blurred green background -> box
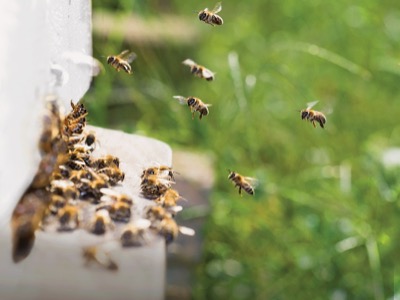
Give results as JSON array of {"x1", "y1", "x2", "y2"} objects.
[{"x1": 88, "y1": 1, "x2": 400, "y2": 299}]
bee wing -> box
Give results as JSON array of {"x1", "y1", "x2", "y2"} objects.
[
  {"x1": 306, "y1": 100, "x2": 319, "y2": 110},
  {"x1": 201, "y1": 67, "x2": 215, "y2": 79},
  {"x1": 173, "y1": 95, "x2": 187, "y2": 105},
  {"x1": 169, "y1": 206, "x2": 183, "y2": 213},
  {"x1": 117, "y1": 49, "x2": 130, "y2": 57},
  {"x1": 182, "y1": 59, "x2": 196, "y2": 67},
  {"x1": 211, "y1": 2, "x2": 222, "y2": 13},
  {"x1": 179, "y1": 226, "x2": 195, "y2": 236},
  {"x1": 134, "y1": 218, "x2": 151, "y2": 229},
  {"x1": 100, "y1": 188, "x2": 119, "y2": 197},
  {"x1": 122, "y1": 52, "x2": 137, "y2": 63},
  {"x1": 244, "y1": 177, "x2": 259, "y2": 187}
]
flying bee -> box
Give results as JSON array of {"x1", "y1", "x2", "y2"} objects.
[
  {"x1": 83, "y1": 245, "x2": 118, "y2": 271},
  {"x1": 228, "y1": 170, "x2": 258, "y2": 196},
  {"x1": 156, "y1": 216, "x2": 195, "y2": 244},
  {"x1": 173, "y1": 95, "x2": 212, "y2": 120},
  {"x1": 182, "y1": 59, "x2": 215, "y2": 81},
  {"x1": 300, "y1": 101, "x2": 327, "y2": 128},
  {"x1": 197, "y1": 2, "x2": 224, "y2": 26},
  {"x1": 57, "y1": 204, "x2": 81, "y2": 231},
  {"x1": 120, "y1": 219, "x2": 151, "y2": 247},
  {"x1": 89, "y1": 209, "x2": 113, "y2": 235},
  {"x1": 141, "y1": 175, "x2": 173, "y2": 198},
  {"x1": 107, "y1": 50, "x2": 137, "y2": 74}
]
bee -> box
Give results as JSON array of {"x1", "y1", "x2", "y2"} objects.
[
  {"x1": 145, "y1": 206, "x2": 169, "y2": 224},
  {"x1": 228, "y1": 170, "x2": 258, "y2": 195},
  {"x1": 57, "y1": 204, "x2": 81, "y2": 231},
  {"x1": 48, "y1": 194, "x2": 68, "y2": 215},
  {"x1": 91, "y1": 155, "x2": 120, "y2": 170},
  {"x1": 182, "y1": 59, "x2": 215, "y2": 81},
  {"x1": 156, "y1": 216, "x2": 195, "y2": 244},
  {"x1": 107, "y1": 50, "x2": 137, "y2": 74},
  {"x1": 11, "y1": 189, "x2": 51, "y2": 262},
  {"x1": 155, "y1": 188, "x2": 182, "y2": 208},
  {"x1": 197, "y1": 2, "x2": 224, "y2": 26},
  {"x1": 120, "y1": 219, "x2": 151, "y2": 247},
  {"x1": 79, "y1": 177, "x2": 109, "y2": 202},
  {"x1": 141, "y1": 175, "x2": 173, "y2": 198},
  {"x1": 50, "y1": 179, "x2": 78, "y2": 200},
  {"x1": 173, "y1": 95, "x2": 212, "y2": 120},
  {"x1": 141, "y1": 165, "x2": 177, "y2": 181},
  {"x1": 89, "y1": 209, "x2": 113, "y2": 235},
  {"x1": 99, "y1": 189, "x2": 133, "y2": 223},
  {"x1": 97, "y1": 166, "x2": 125, "y2": 185},
  {"x1": 83, "y1": 245, "x2": 118, "y2": 271},
  {"x1": 300, "y1": 101, "x2": 327, "y2": 128}
]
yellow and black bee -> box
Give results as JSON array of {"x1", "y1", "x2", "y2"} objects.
[
  {"x1": 228, "y1": 170, "x2": 258, "y2": 195},
  {"x1": 173, "y1": 95, "x2": 212, "y2": 120},
  {"x1": 107, "y1": 50, "x2": 137, "y2": 74},
  {"x1": 198, "y1": 2, "x2": 224, "y2": 26},
  {"x1": 182, "y1": 59, "x2": 215, "y2": 81}
]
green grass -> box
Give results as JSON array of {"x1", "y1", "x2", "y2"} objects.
[{"x1": 88, "y1": 0, "x2": 400, "y2": 298}]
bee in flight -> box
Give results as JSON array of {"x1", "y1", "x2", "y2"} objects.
[
  {"x1": 300, "y1": 101, "x2": 327, "y2": 128},
  {"x1": 228, "y1": 170, "x2": 258, "y2": 196},
  {"x1": 173, "y1": 95, "x2": 212, "y2": 120},
  {"x1": 197, "y1": 2, "x2": 224, "y2": 26},
  {"x1": 107, "y1": 50, "x2": 137, "y2": 74},
  {"x1": 182, "y1": 59, "x2": 215, "y2": 81}
]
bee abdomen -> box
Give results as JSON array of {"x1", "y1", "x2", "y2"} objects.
[
  {"x1": 212, "y1": 15, "x2": 223, "y2": 25},
  {"x1": 92, "y1": 219, "x2": 106, "y2": 235}
]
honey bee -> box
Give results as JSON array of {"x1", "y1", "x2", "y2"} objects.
[
  {"x1": 50, "y1": 179, "x2": 78, "y2": 200},
  {"x1": 97, "y1": 166, "x2": 125, "y2": 185},
  {"x1": 155, "y1": 188, "x2": 182, "y2": 208},
  {"x1": 91, "y1": 155, "x2": 120, "y2": 170},
  {"x1": 228, "y1": 170, "x2": 258, "y2": 195},
  {"x1": 197, "y1": 2, "x2": 224, "y2": 26},
  {"x1": 182, "y1": 59, "x2": 215, "y2": 81},
  {"x1": 141, "y1": 174, "x2": 173, "y2": 198},
  {"x1": 145, "y1": 205, "x2": 169, "y2": 224},
  {"x1": 83, "y1": 245, "x2": 118, "y2": 271},
  {"x1": 156, "y1": 216, "x2": 195, "y2": 244},
  {"x1": 63, "y1": 101, "x2": 88, "y2": 136},
  {"x1": 120, "y1": 219, "x2": 151, "y2": 247},
  {"x1": 98, "y1": 189, "x2": 133, "y2": 223},
  {"x1": 57, "y1": 204, "x2": 81, "y2": 231},
  {"x1": 141, "y1": 165, "x2": 177, "y2": 181},
  {"x1": 48, "y1": 194, "x2": 68, "y2": 215},
  {"x1": 79, "y1": 177, "x2": 109, "y2": 202},
  {"x1": 173, "y1": 95, "x2": 212, "y2": 120},
  {"x1": 300, "y1": 101, "x2": 327, "y2": 128},
  {"x1": 11, "y1": 189, "x2": 51, "y2": 262},
  {"x1": 107, "y1": 50, "x2": 137, "y2": 74},
  {"x1": 89, "y1": 209, "x2": 113, "y2": 235}
]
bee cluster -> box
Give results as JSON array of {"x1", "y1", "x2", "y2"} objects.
[
  {"x1": 140, "y1": 166, "x2": 194, "y2": 244},
  {"x1": 11, "y1": 99, "x2": 194, "y2": 271}
]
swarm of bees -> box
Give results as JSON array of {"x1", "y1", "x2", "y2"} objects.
[{"x1": 12, "y1": 1, "x2": 333, "y2": 272}]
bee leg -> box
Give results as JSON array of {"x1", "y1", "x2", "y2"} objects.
[
  {"x1": 312, "y1": 121, "x2": 316, "y2": 128},
  {"x1": 319, "y1": 120, "x2": 324, "y2": 128},
  {"x1": 191, "y1": 112, "x2": 195, "y2": 119}
]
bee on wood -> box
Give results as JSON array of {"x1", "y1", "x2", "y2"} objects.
[
  {"x1": 198, "y1": 2, "x2": 224, "y2": 26},
  {"x1": 57, "y1": 204, "x2": 81, "y2": 231},
  {"x1": 83, "y1": 245, "x2": 118, "y2": 271},
  {"x1": 97, "y1": 166, "x2": 125, "y2": 185},
  {"x1": 98, "y1": 188, "x2": 134, "y2": 223},
  {"x1": 156, "y1": 216, "x2": 195, "y2": 244},
  {"x1": 90, "y1": 155, "x2": 120, "y2": 170},
  {"x1": 182, "y1": 59, "x2": 215, "y2": 81},
  {"x1": 228, "y1": 170, "x2": 258, "y2": 196},
  {"x1": 155, "y1": 188, "x2": 183, "y2": 208},
  {"x1": 141, "y1": 165, "x2": 177, "y2": 182},
  {"x1": 89, "y1": 209, "x2": 113, "y2": 235},
  {"x1": 173, "y1": 95, "x2": 212, "y2": 120},
  {"x1": 141, "y1": 175, "x2": 173, "y2": 199},
  {"x1": 300, "y1": 101, "x2": 327, "y2": 128},
  {"x1": 107, "y1": 50, "x2": 137, "y2": 74},
  {"x1": 120, "y1": 219, "x2": 151, "y2": 247},
  {"x1": 50, "y1": 179, "x2": 78, "y2": 200}
]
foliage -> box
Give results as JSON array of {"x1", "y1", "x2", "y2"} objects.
[{"x1": 89, "y1": 0, "x2": 400, "y2": 298}]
